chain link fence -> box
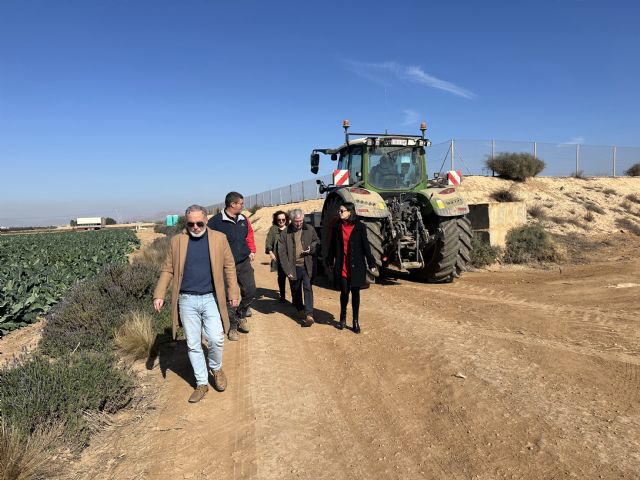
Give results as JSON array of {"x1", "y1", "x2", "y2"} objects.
[{"x1": 207, "y1": 139, "x2": 639, "y2": 212}]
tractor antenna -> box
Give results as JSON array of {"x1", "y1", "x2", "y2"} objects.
[{"x1": 343, "y1": 119, "x2": 350, "y2": 145}]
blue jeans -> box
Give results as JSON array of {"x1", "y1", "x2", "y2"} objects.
[
  {"x1": 178, "y1": 293, "x2": 224, "y2": 386},
  {"x1": 290, "y1": 266, "x2": 313, "y2": 315}
]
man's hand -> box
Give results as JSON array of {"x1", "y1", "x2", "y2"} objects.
[
  {"x1": 229, "y1": 298, "x2": 239, "y2": 308},
  {"x1": 153, "y1": 298, "x2": 164, "y2": 312},
  {"x1": 287, "y1": 273, "x2": 294, "y2": 279},
  {"x1": 369, "y1": 266, "x2": 379, "y2": 277},
  {"x1": 302, "y1": 247, "x2": 311, "y2": 255},
  {"x1": 249, "y1": 252, "x2": 256, "y2": 261}
]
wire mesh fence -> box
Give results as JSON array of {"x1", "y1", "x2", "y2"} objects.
[{"x1": 207, "y1": 139, "x2": 639, "y2": 212}]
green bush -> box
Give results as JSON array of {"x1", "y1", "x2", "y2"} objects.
[
  {"x1": 486, "y1": 152, "x2": 545, "y2": 181},
  {"x1": 40, "y1": 262, "x2": 160, "y2": 356},
  {"x1": 0, "y1": 352, "x2": 133, "y2": 447},
  {"x1": 503, "y1": 224, "x2": 557, "y2": 264},
  {"x1": 470, "y1": 236, "x2": 501, "y2": 268},
  {"x1": 624, "y1": 162, "x2": 640, "y2": 176}
]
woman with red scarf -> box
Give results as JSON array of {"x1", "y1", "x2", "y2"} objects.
[{"x1": 327, "y1": 202, "x2": 378, "y2": 333}]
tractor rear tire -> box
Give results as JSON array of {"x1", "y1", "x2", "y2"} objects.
[
  {"x1": 360, "y1": 217, "x2": 384, "y2": 284},
  {"x1": 415, "y1": 216, "x2": 471, "y2": 283}
]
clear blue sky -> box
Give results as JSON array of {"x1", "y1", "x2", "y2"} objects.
[{"x1": 1, "y1": 0, "x2": 638, "y2": 226}]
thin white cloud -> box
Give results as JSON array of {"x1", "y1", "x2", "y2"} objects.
[
  {"x1": 401, "y1": 109, "x2": 421, "y2": 126},
  {"x1": 344, "y1": 60, "x2": 476, "y2": 99},
  {"x1": 560, "y1": 136, "x2": 585, "y2": 145}
]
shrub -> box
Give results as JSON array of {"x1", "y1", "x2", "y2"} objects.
[
  {"x1": 470, "y1": 236, "x2": 501, "y2": 268},
  {"x1": 115, "y1": 310, "x2": 156, "y2": 360},
  {"x1": 249, "y1": 204, "x2": 262, "y2": 215},
  {"x1": 527, "y1": 204, "x2": 546, "y2": 220},
  {"x1": 624, "y1": 162, "x2": 640, "y2": 176},
  {"x1": 572, "y1": 170, "x2": 587, "y2": 179},
  {"x1": 486, "y1": 152, "x2": 545, "y2": 181},
  {"x1": 584, "y1": 211, "x2": 595, "y2": 222},
  {"x1": 585, "y1": 203, "x2": 605, "y2": 214},
  {"x1": 603, "y1": 188, "x2": 617, "y2": 195},
  {"x1": 0, "y1": 419, "x2": 64, "y2": 480},
  {"x1": 490, "y1": 189, "x2": 520, "y2": 202},
  {"x1": 625, "y1": 193, "x2": 640, "y2": 204},
  {"x1": 40, "y1": 262, "x2": 160, "y2": 356},
  {"x1": 135, "y1": 236, "x2": 171, "y2": 267},
  {"x1": 615, "y1": 218, "x2": 640, "y2": 235},
  {"x1": 0, "y1": 352, "x2": 133, "y2": 447},
  {"x1": 503, "y1": 224, "x2": 557, "y2": 264}
]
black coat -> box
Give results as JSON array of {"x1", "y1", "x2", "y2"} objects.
[{"x1": 327, "y1": 219, "x2": 376, "y2": 289}]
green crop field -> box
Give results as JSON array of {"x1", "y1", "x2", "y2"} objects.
[{"x1": 0, "y1": 229, "x2": 140, "y2": 334}]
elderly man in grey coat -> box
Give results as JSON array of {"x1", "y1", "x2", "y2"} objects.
[{"x1": 277, "y1": 209, "x2": 319, "y2": 327}]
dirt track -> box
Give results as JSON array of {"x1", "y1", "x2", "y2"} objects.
[{"x1": 68, "y1": 230, "x2": 640, "y2": 479}]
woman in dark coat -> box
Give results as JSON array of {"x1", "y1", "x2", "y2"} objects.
[
  {"x1": 327, "y1": 202, "x2": 378, "y2": 333},
  {"x1": 265, "y1": 210, "x2": 289, "y2": 302}
]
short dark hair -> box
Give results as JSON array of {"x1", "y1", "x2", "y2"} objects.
[
  {"x1": 341, "y1": 202, "x2": 357, "y2": 222},
  {"x1": 225, "y1": 191, "x2": 243, "y2": 207},
  {"x1": 272, "y1": 210, "x2": 289, "y2": 226}
]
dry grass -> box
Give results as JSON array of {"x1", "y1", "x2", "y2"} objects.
[
  {"x1": 114, "y1": 310, "x2": 156, "y2": 360},
  {"x1": 603, "y1": 188, "x2": 617, "y2": 195},
  {"x1": 584, "y1": 211, "x2": 595, "y2": 222},
  {"x1": 490, "y1": 188, "x2": 520, "y2": 202},
  {"x1": 136, "y1": 237, "x2": 170, "y2": 267},
  {"x1": 527, "y1": 204, "x2": 546, "y2": 220},
  {"x1": 0, "y1": 420, "x2": 64, "y2": 480},
  {"x1": 585, "y1": 202, "x2": 605, "y2": 214},
  {"x1": 625, "y1": 193, "x2": 640, "y2": 205},
  {"x1": 616, "y1": 218, "x2": 640, "y2": 236}
]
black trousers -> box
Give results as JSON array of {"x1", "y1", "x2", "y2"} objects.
[
  {"x1": 290, "y1": 266, "x2": 313, "y2": 315},
  {"x1": 277, "y1": 261, "x2": 287, "y2": 300},
  {"x1": 339, "y1": 277, "x2": 360, "y2": 320},
  {"x1": 228, "y1": 256, "x2": 256, "y2": 330}
]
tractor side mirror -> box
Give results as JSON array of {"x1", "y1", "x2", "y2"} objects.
[
  {"x1": 331, "y1": 153, "x2": 338, "y2": 161},
  {"x1": 310, "y1": 153, "x2": 320, "y2": 174},
  {"x1": 316, "y1": 178, "x2": 327, "y2": 194}
]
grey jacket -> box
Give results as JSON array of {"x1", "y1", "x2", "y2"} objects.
[{"x1": 277, "y1": 223, "x2": 319, "y2": 280}]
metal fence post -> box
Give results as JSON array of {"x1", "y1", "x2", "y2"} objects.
[
  {"x1": 491, "y1": 139, "x2": 495, "y2": 160},
  {"x1": 612, "y1": 146, "x2": 617, "y2": 177},
  {"x1": 450, "y1": 139, "x2": 455, "y2": 171},
  {"x1": 575, "y1": 144, "x2": 580, "y2": 176},
  {"x1": 533, "y1": 141, "x2": 537, "y2": 159},
  {"x1": 289, "y1": 183, "x2": 293, "y2": 203},
  {"x1": 301, "y1": 181, "x2": 305, "y2": 201}
]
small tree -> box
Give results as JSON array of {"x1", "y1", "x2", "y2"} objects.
[
  {"x1": 105, "y1": 217, "x2": 117, "y2": 225},
  {"x1": 486, "y1": 152, "x2": 545, "y2": 181},
  {"x1": 70, "y1": 219, "x2": 77, "y2": 227}
]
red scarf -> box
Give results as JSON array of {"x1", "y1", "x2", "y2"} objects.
[{"x1": 341, "y1": 221, "x2": 355, "y2": 278}]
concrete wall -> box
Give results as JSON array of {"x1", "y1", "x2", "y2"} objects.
[{"x1": 468, "y1": 201, "x2": 527, "y2": 246}]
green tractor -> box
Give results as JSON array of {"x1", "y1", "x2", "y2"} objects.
[{"x1": 308, "y1": 120, "x2": 472, "y2": 283}]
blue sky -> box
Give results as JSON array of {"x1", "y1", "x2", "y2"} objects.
[{"x1": 1, "y1": 0, "x2": 638, "y2": 226}]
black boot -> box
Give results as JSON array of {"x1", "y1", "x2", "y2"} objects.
[
  {"x1": 352, "y1": 318, "x2": 360, "y2": 334},
  {"x1": 338, "y1": 311, "x2": 346, "y2": 330}
]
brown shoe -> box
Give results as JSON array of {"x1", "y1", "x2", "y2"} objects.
[
  {"x1": 238, "y1": 317, "x2": 250, "y2": 333},
  {"x1": 303, "y1": 315, "x2": 314, "y2": 327},
  {"x1": 210, "y1": 368, "x2": 227, "y2": 392},
  {"x1": 228, "y1": 329, "x2": 239, "y2": 341},
  {"x1": 188, "y1": 384, "x2": 208, "y2": 403}
]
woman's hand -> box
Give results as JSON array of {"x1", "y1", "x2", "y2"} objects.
[
  {"x1": 269, "y1": 252, "x2": 277, "y2": 261},
  {"x1": 369, "y1": 267, "x2": 379, "y2": 277}
]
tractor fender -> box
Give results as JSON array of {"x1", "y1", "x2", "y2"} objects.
[
  {"x1": 329, "y1": 187, "x2": 390, "y2": 219},
  {"x1": 416, "y1": 186, "x2": 470, "y2": 217}
]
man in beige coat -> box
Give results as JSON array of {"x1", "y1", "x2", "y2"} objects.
[{"x1": 154, "y1": 205, "x2": 239, "y2": 403}]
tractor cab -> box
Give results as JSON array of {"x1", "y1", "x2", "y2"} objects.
[{"x1": 310, "y1": 120, "x2": 431, "y2": 195}]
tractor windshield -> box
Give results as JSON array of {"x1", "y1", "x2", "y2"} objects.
[{"x1": 368, "y1": 146, "x2": 423, "y2": 190}]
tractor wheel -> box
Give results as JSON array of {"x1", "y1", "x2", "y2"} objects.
[
  {"x1": 360, "y1": 217, "x2": 384, "y2": 284},
  {"x1": 414, "y1": 216, "x2": 470, "y2": 283},
  {"x1": 320, "y1": 196, "x2": 343, "y2": 280},
  {"x1": 455, "y1": 216, "x2": 473, "y2": 276}
]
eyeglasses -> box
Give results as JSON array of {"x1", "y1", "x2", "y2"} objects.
[
  {"x1": 338, "y1": 209, "x2": 349, "y2": 213},
  {"x1": 276, "y1": 218, "x2": 286, "y2": 223},
  {"x1": 187, "y1": 221, "x2": 205, "y2": 228}
]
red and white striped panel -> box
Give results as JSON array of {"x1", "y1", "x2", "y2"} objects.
[
  {"x1": 333, "y1": 169, "x2": 350, "y2": 186},
  {"x1": 447, "y1": 170, "x2": 462, "y2": 185}
]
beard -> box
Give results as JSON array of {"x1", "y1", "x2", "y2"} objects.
[{"x1": 189, "y1": 227, "x2": 207, "y2": 238}]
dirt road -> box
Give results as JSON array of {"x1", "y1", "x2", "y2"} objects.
[{"x1": 71, "y1": 231, "x2": 640, "y2": 479}]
